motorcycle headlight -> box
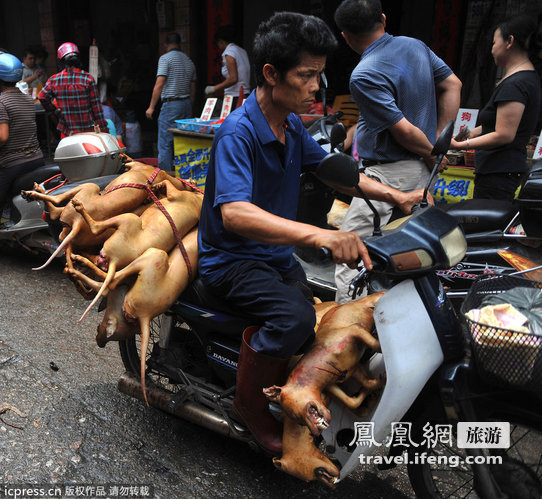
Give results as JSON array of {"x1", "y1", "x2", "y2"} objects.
[
  {"x1": 391, "y1": 249, "x2": 433, "y2": 271},
  {"x1": 440, "y1": 226, "x2": 467, "y2": 267}
]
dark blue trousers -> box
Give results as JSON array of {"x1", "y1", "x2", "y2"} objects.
[
  {"x1": 205, "y1": 260, "x2": 316, "y2": 358},
  {"x1": 0, "y1": 157, "x2": 45, "y2": 213}
]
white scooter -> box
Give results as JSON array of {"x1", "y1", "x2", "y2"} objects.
[{"x1": 0, "y1": 132, "x2": 125, "y2": 255}]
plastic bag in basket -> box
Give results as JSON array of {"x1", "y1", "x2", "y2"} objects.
[{"x1": 466, "y1": 303, "x2": 541, "y2": 384}]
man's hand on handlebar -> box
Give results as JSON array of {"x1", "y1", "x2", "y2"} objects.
[
  {"x1": 315, "y1": 230, "x2": 372, "y2": 270},
  {"x1": 396, "y1": 189, "x2": 434, "y2": 214},
  {"x1": 423, "y1": 154, "x2": 449, "y2": 173}
]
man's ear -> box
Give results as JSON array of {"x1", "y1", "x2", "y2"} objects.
[
  {"x1": 341, "y1": 31, "x2": 351, "y2": 45},
  {"x1": 382, "y1": 13, "x2": 386, "y2": 29},
  {"x1": 262, "y1": 63, "x2": 279, "y2": 86}
]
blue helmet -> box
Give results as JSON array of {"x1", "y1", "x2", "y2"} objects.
[{"x1": 0, "y1": 53, "x2": 24, "y2": 82}]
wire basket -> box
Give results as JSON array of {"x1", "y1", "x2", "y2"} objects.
[{"x1": 460, "y1": 275, "x2": 542, "y2": 393}]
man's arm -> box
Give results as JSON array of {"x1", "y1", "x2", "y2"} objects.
[
  {"x1": 322, "y1": 173, "x2": 426, "y2": 215},
  {"x1": 22, "y1": 69, "x2": 43, "y2": 85},
  {"x1": 388, "y1": 117, "x2": 437, "y2": 165},
  {"x1": 435, "y1": 73, "x2": 462, "y2": 136},
  {"x1": 451, "y1": 101, "x2": 525, "y2": 151},
  {"x1": 387, "y1": 73, "x2": 461, "y2": 170},
  {"x1": 146, "y1": 76, "x2": 166, "y2": 119},
  {"x1": 220, "y1": 201, "x2": 372, "y2": 269},
  {"x1": 0, "y1": 123, "x2": 9, "y2": 146},
  {"x1": 213, "y1": 55, "x2": 238, "y2": 93}
]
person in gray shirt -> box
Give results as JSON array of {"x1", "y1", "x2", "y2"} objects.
[{"x1": 146, "y1": 32, "x2": 197, "y2": 171}]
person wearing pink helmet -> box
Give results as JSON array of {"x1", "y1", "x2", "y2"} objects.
[{"x1": 38, "y1": 42, "x2": 108, "y2": 138}]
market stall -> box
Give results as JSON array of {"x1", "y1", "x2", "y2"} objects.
[{"x1": 169, "y1": 124, "x2": 217, "y2": 191}]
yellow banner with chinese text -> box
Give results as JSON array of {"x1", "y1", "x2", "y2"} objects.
[{"x1": 173, "y1": 135, "x2": 213, "y2": 191}]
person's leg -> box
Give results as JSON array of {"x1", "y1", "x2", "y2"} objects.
[
  {"x1": 474, "y1": 173, "x2": 522, "y2": 201},
  {"x1": 0, "y1": 167, "x2": 14, "y2": 217},
  {"x1": 157, "y1": 103, "x2": 170, "y2": 171},
  {"x1": 207, "y1": 259, "x2": 315, "y2": 454},
  {"x1": 158, "y1": 100, "x2": 192, "y2": 171},
  {"x1": 0, "y1": 158, "x2": 45, "y2": 216},
  {"x1": 211, "y1": 260, "x2": 316, "y2": 357},
  {"x1": 334, "y1": 160, "x2": 430, "y2": 303}
]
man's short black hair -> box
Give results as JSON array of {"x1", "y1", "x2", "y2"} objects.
[
  {"x1": 253, "y1": 11, "x2": 337, "y2": 87},
  {"x1": 334, "y1": 0, "x2": 382, "y2": 35},
  {"x1": 165, "y1": 32, "x2": 181, "y2": 46}
]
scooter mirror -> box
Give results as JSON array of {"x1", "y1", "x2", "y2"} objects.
[
  {"x1": 431, "y1": 120, "x2": 454, "y2": 156},
  {"x1": 420, "y1": 120, "x2": 455, "y2": 208},
  {"x1": 330, "y1": 122, "x2": 346, "y2": 152},
  {"x1": 316, "y1": 152, "x2": 359, "y2": 188}
]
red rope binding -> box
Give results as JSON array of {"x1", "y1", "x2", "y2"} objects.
[
  {"x1": 144, "y1": 185, "x2": 193, "y2": 281},
  {"x1": 101, "y1": 167, "x2": 194, "y2": 279}
]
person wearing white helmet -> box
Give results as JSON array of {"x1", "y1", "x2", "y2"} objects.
[
  {"x1": 0, "y1": 52, "x2": 44, "y2": 223},
  {"x1": 38, "y1": 42, "x2": 108, "y2": 138}
]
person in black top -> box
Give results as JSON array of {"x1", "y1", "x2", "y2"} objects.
[{"x1": 451, "y1": 15, "x2": 541, "y2": 201}]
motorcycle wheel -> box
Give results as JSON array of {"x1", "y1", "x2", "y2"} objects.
[
  {"x1": 406, "y1": 421, "x2": 542, "y2": 498},
  {"x1": 119, "y1": 314, "x2": 207, "y2": 394}
]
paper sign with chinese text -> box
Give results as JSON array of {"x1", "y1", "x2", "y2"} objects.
[
  {"x1": 454, "y1": 108, "x2": 478, "y2": 137},
  {"x1": 533, "y1": 135, "x2": 542, "y2": 159},
  {"x1": 200, "y1": 98, "x2": 217, "y2": 121},
  {"x1": 220, "y1": 95, "x2": 233, "y2": 119}
]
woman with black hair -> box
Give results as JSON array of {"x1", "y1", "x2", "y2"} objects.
[
  {"x1": 451, "y1": 15, "x2": 541, "y2": 201},
  {"x1": 205, "y1": 25, "x2": 251, "y2": 107}
]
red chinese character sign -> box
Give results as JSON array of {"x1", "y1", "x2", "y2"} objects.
[
  {"x1": 453, "y1": 108, "x2": 478, "y2": 137},
  {"x1": 207, "y1": 0, "x2": 231, "y2": 87},
  {"x1": 533, "y1": 135, "x2": 542, "y2": 160}
]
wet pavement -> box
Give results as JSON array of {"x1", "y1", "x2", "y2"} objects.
[{"x1": 0, "y1": 247, "x2": 416, "y2": 498}]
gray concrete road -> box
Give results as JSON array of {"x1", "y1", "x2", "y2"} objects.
[{"x1": 0, "y1": 247, "x2": 416, "y2": 498}]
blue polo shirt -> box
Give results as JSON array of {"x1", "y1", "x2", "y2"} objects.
[
  {"x1": 351, "y1": 33, "x2": 452, "y2": 162},
  {"x1": 198, "y1": 91, "x2": 327, "y2": 284}
]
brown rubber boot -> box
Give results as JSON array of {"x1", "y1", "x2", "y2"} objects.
[{"x1": 233, "y1": 326, "x2": 290, "y2": 456}]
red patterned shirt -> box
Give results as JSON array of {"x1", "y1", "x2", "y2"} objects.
[{"x1": 38, "y1": 67, "x2": 108, "y2": 136}]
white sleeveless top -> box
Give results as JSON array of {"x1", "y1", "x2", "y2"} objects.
[{"x1": 221, "y1": 43, "x2": 250, "y2": 97}]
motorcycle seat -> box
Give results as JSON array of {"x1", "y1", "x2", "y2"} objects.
[
  {"x1": 11, "y1": 165, "x2": 62, "y2": 195},
  {"x1": 440, "y1": 199, "x2": 517, "y2": 234},
  {"x1": 175, "y1": 277, "x2": 255, "y2": 338}
]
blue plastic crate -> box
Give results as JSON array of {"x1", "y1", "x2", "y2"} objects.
[{"x1": 175, "y1": 118, "x2": 220, "y2": 134}]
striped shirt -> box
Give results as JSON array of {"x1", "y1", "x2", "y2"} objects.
[
  {"x1": 157, "y1": 49, "x2": 196, "y2": 99},
  {"x1": 0, "y1": 90, "x2": 43, "y2": 169},
  {"x1": 38, "y1": 67, "x2": 108, "y2": 136}
]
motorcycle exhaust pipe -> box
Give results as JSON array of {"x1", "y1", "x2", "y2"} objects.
[{"x1": 117, "y1": 372, "x2": 250, "y2": 443}]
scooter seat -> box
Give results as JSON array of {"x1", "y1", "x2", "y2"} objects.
[
  {"x1": 11, "y1": 165, "x2": 62, "y2": 195},
  {"x1": 440, "y1": 198, "x2": 517, "y2": 234},
  {"x1": 174, "y1": 277, "x2": 255, "y2": 338}
]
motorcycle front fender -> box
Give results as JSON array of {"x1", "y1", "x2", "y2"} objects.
[{"x1": 321, "y1": 279, "x2": 445, "y2": 480}]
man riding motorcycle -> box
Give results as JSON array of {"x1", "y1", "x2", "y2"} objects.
[{"x1": 197, "y1": 11, "x2": 425, "y2": 455}]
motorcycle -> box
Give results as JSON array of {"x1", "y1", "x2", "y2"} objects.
[
  {"x1": 115, "y1": 121, "x2": 542, "y2": 495},
  {"x1": 295, "y1": 134, "x2": 542, "y2": 306},
  {"x1": 0, "y1": 132, "x2": 125, "y2": 256}
]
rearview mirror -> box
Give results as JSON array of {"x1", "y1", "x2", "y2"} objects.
[
  {"x1": 330, "y1": 122, "x2": 346, "y2": 152},
  {"x1": 431, "y1": 120, "x2": 454, "y2": 156},
  {"x1": 316, "y1": 152, "x2": 359, "y2": 188}
]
